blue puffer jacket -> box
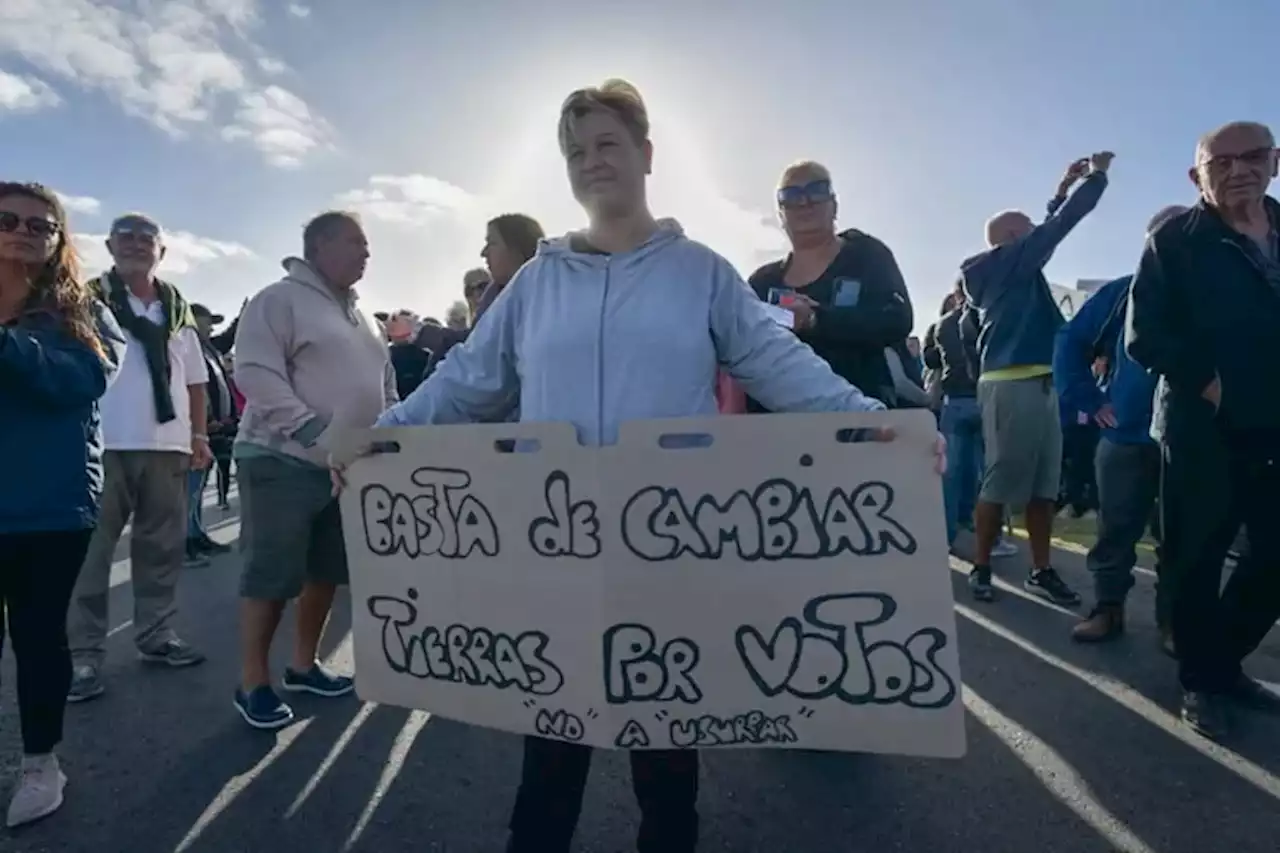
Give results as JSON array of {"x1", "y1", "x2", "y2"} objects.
[
  {"x1": 1052, "y1": 276, "x2": 1155, "y2": 445},
  {"x1": 0, "y1": 301, "x2": 127, "y2": 534}
]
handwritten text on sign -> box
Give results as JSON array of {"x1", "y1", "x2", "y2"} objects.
[{"x1": 340, "y1": 414, "x2": 965, "y2": 758}]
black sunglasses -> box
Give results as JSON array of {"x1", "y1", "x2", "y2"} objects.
[
  {"x1": 777, "y1": 179, "x2": 835, "y2": 209},
  {"x1": 0, "y1": 211, "x2": 60, "y2": 238}
]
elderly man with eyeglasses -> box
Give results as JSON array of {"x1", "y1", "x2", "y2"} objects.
[{"x1": 1127, "y1": 120, "x2": 1280, "y2": 739}]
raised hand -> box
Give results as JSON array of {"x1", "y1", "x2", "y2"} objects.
[{"x1": 1090, "y1": 151, "x2": 1116, "y2": 172}]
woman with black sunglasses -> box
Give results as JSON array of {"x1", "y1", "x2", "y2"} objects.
[
  {"x1": 747, "y1": 160, "x2": 915, "y2": 410},
  {"x1": 0, "y1": 182, "x2": 126, "y2": 827}
]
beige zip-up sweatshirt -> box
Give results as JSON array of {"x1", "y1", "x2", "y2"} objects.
[{"x1": 233, "y1": 257, "x2": 396, "y2": 468}]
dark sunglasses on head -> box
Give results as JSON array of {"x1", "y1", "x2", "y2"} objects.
[
  {"x1": 777, "y1": 179, "x2": 835, "y2": 209},
  {"x1": 0, "y1": 211, "x2": 59, "y2": 238},
  {"x1": 1200, "y1": 147, "x2": 1277, "y2": 172}
]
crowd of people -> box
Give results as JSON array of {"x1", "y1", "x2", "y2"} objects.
[{"x1": 1, "y1": 75, "x2": 1277, "y2": 851}]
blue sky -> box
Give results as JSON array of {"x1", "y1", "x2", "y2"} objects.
[{"x1": 0, "y1": 0, "x2": 1272, "y2": 332}]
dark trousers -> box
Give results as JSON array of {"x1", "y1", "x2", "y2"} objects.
[
  {"x1": 1087, "y1": 439, "x2": 1165, "y2": 614},
  {"x1": 215, "y1": 456, "x2": 233, "y2": 505},
  {"x1": 1163, "y1": 424, "x2": 1280, "y2": 692},
  {"x1": 0, "y1": 528, "x2": 92, "y2": 754},
  {"x1": 1060, "y1": 422, "x2": 1100, "y2": 513},
  {"x1": 507, "y1": 736, "x2": 699, "y2": 853}
]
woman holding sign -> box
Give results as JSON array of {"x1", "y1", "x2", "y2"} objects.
[{"x1": 345, "y1": 79, "x2": 944, "y2": 853}]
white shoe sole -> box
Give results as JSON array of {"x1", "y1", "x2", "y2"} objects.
[
  {"x1": 233, "y1": 699, "x2": 296, "y2": 731},
  {"x1": 6, "y1": 773, "x2": 66, "y2": 828},
  {"x1": 280, "y1": 679, "x2": 355, "y2": 698}
]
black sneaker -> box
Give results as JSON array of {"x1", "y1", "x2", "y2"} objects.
[
  {"x1": 1181, "y1": 691, "x2": 1229, "y2": 739},
  {"x1": 968, "y1": 566, "x2": 995, "y2": 602},
  {"x1": 196, "y1": 537, "x2": 232, "y2": 555},
  {"x1": 282, "y1": 662, "x2": 355, "y2": 698},
  {"x1": 1024, "y1": 567, "x2": 1081, "y2": 606},
  {"x1": 67, "y1": 664, "x2": 105, "y2": 703},
  {"x1": 234, "y1": 685, "x2": 295, "y2": 730}
]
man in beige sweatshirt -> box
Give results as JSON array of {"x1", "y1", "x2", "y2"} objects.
[{"x1": 231, "y1": 210, "x2": 396, "y2": 730}]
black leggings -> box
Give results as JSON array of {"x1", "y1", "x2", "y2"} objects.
[
  {"x1": 0, "y1": 529, "x2": 91, "y2": 754},
  {"x1": 215, "y1": 456, "x2": 233, "y2": 504}
]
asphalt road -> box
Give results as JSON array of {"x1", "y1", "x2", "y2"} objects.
[{"x1": 2, "y1": 488, "x2": 1279, "y2": 853}]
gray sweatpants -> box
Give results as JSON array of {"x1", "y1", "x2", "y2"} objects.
[{"x1": 68, "y1": 450, "x2": 189, "y2": 666}]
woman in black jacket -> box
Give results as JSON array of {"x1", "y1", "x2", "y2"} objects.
[
  {"x1": 0, "y1": 181, "x2": 126, "y2": 827},
  {"x1": 747, "y1": 160, "x2": 914, "y2": 410}
]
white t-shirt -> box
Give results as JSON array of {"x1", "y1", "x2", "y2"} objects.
[{"x1": 100, "y1": 294, "x2": 209, "y2": 454}]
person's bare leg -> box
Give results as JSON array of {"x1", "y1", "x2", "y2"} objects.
[
  {"x1": 293, "y1": 581, "x2": 337, "y2": 671},
  {"x1": 973, "y1": 501, "x2": 1005, "y2": 565},
  {"x1": 1023, "y1": 498, "x2": 1055, "y2": 569},
  {"x1": 241, "y1": 598, "x2": 285, "y2": 690}
]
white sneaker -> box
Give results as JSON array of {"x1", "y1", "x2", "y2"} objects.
[
  {"x1": 6, "y1": 753, "x2": 67, "y2": 828},
  {"x1": 990, "y1": 538, "x2": 1019, "y2": 559}
]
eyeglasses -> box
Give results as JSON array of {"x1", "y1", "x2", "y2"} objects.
[
  {"x1": 1198, "y1": 147, "x2": 1277, "y2": 173},
  {"x1": 0, "y1": 211, "x2": 59, "y2": 238},
  {"x1": 777, "y1": 179, "x2": 835, "y2": 209},
  {"x1": 111, "y1": 226, "x2": 160, "y2": 246}
]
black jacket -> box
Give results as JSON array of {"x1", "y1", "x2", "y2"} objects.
[
  {"x1": 747, "y1": 228, "x2": 914, "y2": 408},
  {"x1": 389, "y1": 342, "x2": 431, "y2": 400},
  {"x1": 1126, "y1": 197, "x2": 1280, "y2": 437},
  {"x1": 923, "y1": 307, "x2": 978, "y2": 398}
]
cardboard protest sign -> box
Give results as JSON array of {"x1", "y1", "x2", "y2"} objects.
[{"x1": 337, "y1": 409, "x2": 965, "y2": 758}]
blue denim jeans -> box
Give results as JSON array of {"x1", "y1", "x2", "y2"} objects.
[
  {"x1": 187, "y1": 466, "x2": 209, "y2": 540},
  {"x1": 941, "y1": 396, "x2": 984, "y2": 545}
]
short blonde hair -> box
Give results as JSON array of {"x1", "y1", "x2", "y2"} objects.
[
  {"x1": 558, "y1": 78, "x2": 649, "y2": 154},
  {"x1": 779, "y1": 160, "x2": 832, "y2": 188}
]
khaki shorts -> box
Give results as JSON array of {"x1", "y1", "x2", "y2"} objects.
[{"x1": 977, "y1": 375, "x2": 1062, "y2": 507}]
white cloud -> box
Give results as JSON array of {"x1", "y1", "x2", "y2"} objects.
[
  {"x1": 0, "y1": 0, "x2": 330, "y2": 164},
  {"x1": 55, "y1": 191, "x2": 101, "y2": 215},
  {"x1": 287, "y1": 4, "x2": 311, "y2": 18},
  {"x1": 222, "y1": 85, "x2": 331, "y2": 167},
  {"x1": 256, "y1": 56, "x2": 286, "y2": 75},
  {"x1": 74, "y1": 229, "x2": 255, "y2": 276},
  {"x1": 336, "y1": 174, "x2": 480, "y2": 227},
  {"x1": 0, "y1": 68, "x2": 60, "y2": 112}
]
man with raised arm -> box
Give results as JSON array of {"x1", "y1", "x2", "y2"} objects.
[{"x1": 961, "y1": 152, "x2": 1113, "y2": 605}]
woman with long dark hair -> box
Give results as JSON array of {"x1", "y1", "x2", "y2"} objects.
[
  {"x1": 0, "y1": 181, "x2": 126, "y2": 827},
  {"x1": 477, "y1": 212, "x2": 545, "y2": 317},
  {"x1": 421, "y1": 213, "x2": 546, "y2": 376}
]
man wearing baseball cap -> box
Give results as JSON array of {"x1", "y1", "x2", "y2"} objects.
[{"x1": 68, "y1": 213, "x2": 209, "y2": 703}]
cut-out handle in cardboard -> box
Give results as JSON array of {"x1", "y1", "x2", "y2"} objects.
[
  {"x1": 835, "y1": 428, "x2": 876, "y2": 444},
  {"x1": 369, "y1": 440, "x2": 402, "y2": 455},
  {"x1": 657, "y1": 432, "x2": 714, "y2": 449},
  {"x1": 494, "y1": 438, "x2": 538, "y2": 454}
]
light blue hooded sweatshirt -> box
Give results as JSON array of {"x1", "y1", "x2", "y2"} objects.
[{"x1": 377, "y1": 220, "x2": 885, "y2": 440}]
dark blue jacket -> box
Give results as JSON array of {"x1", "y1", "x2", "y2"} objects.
[
  {"x1": 1127, "y1": 198, "x2": 1280, "y2": 439},
  {"x1": 1053, "y1": 276, "x2": 1154, "y2": 445},
  {"x1": 0, "y1": 301, "x2": 127, "y2": 534},
  {"x1": 961, "y1": 172, "x2": 1108, "y2": 375}
]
